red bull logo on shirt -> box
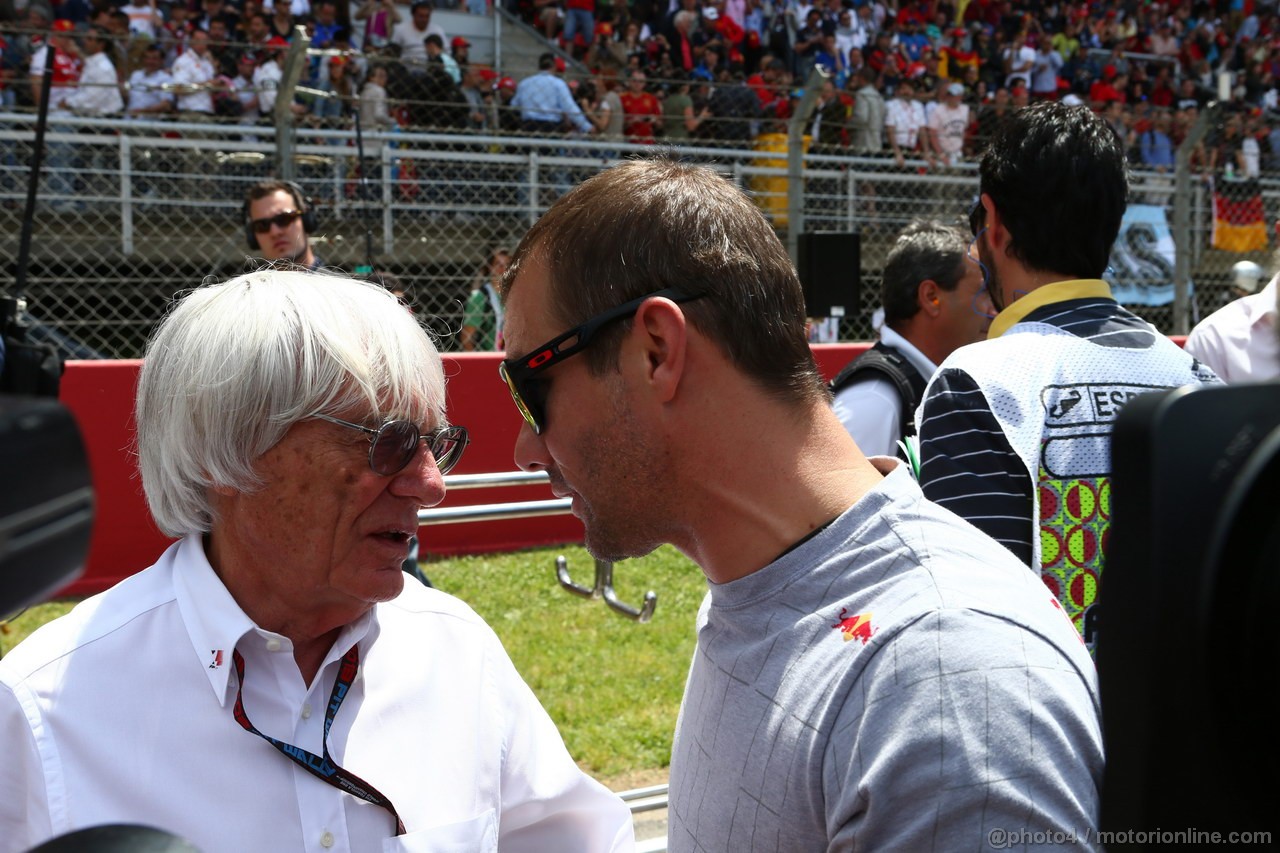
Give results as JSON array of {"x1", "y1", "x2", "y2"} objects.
[{"x1": 832, "y1": 608, "x2": 876, "y2": 644}]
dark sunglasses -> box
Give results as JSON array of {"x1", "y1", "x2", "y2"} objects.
[
  {"x1": 967, "y1": 197, "x2": 1004, "y2": 313},
  {"x1": 498, "y1": 287, "x2": 706, "y2": 434},
  {"x1": 249, "y1": 210, "x2": 302, "y2": 234},
  {"x1": 313, "y1": 414, "x2": 469, "y2": 476},
  {"x1": 968, "y1": 197, "x2": 986, "y2": 237}
]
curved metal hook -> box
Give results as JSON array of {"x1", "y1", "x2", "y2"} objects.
[
  {"x1": 555, "y1": 555, "x2": 599, "y2": 599},
  {"x1": 554, "y1": 555, "x2": 657, "y2": 622}
]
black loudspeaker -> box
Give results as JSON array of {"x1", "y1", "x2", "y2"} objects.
[
  {"x1": 797, "y1": 232, "x2": 860, "y2": 320},
  {"x1": 243, "y1": 180, "x2": 317, "y2": 251},
  {"x1": 1101, "y1": 382, "x2": 1280, "y2": 847}
]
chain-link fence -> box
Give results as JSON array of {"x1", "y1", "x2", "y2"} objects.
[{"x1": 1, "y1": 106, "x2": 1275, "y2": 358}]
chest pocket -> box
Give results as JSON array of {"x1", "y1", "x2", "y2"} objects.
[{"x1": 383, "y1": 808, "x2": 497, "y2": 853}]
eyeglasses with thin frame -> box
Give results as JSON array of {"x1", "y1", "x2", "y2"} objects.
[
  {"x1": 313, "y1": 414, "x2": 469, "y2": 476},
  {"x1": 498, "y1": 287, "x2": 706, "y2": 434},
  {"x1": 249, "y1": 210, "x2": 303, "y2": 234}
]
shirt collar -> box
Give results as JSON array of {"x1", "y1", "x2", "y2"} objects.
[
  {"x1": 1244, "y1": 278, "x2": 1278, "y2": 327},
  {"x1": 988, "y1": 279, "x2": 1112, "y2": 338},
  {"x1": 173, "y1": 534, "x2": 377, "y2": 704},
  {"x1": 173, "y1": 534, "x2": 256, "y2": 705},
  {"x1": 879, "y1": 324, "x2": 938, "y2": 377}
]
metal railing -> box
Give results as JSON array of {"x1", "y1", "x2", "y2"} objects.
[{"x1": 2, "y1": 109, "x2": 1273, "y2": 357}]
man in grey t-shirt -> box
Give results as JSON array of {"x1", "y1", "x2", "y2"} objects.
[{"x1": 496, "y1": 158, "x2": 1103, "y2": 852}]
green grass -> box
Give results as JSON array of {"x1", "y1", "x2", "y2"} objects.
[
  {"x1": 425, "y1": 544, "x2": 707, "y2": 784},
  {"x1": 1, "y1": 544, "x2": 708, "y2": 789}
]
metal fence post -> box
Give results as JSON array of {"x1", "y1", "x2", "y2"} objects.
[
  {"x1": 1173, "y1": 102, "x2": 1219, "y2": 335},
  {"x1": 120, "y1": 134, "x2": 133, "y2": 256},
  {"x1": 275, "y1": 27, "x2": 310, "y2": 181},
  {"x1": 786, "y1": 67, "x2": 828, "y2": 265},
  {"x1": 526, "y1": 150, "x2": 539, "y2": 224},
  {"x1": 382, "y1": 137, "x2": 394, "y2": 254}
]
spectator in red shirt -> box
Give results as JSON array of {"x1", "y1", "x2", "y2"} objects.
[
  {"x1": 619, "y1": 68, "x2": 663, "y2": 142},
  {"x1": 868, "y1": 30, "x2": 904, "y2": 83},
  {"x1": 746, "y1": 54, "x2": 785, "y2": 113},
  {"x1": 1089, "y1": 65, "x2": 1125, "y2": 108}
]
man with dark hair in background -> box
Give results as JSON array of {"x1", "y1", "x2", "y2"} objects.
[
  {"x1": 243, "y1": 179, "x2": 321, "y2": 269},
  {"x1": 418, "y1": 33, "x2": 466, "y2": 129},
  {"x1": 497, "y1": 157, "x2": 1103, "y2": 852},
  {"x1": 61, "y1": 26, "x2": 121, "y2": 116},
  {"x1": 461, "y1": 247, "x2": 510, "y2": 352},
  {"x1": 916, "y1": 101, "x2": 1219, "y2": 653},
  {"x1": 510, "y1": 52, "x2": 593, "y2": 136},
  {"x1": 390, "y1": 0, "x2": 445, "y2": 72},
  {"x1": 170, "y1": 27, "x2": 217, "y2": 116},
  {"x1": 126, "y1": 42, "x2": 175, "y2": 117},
  {"x1": 830, "y1": 220, "x2": 991, "y2": 458}
]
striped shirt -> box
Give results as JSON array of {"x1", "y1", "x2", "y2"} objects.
[{"x1": 915, "y1": 280, "x2": 1219, "y2": 648}]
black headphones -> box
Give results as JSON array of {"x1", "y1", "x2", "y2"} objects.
[{"x1": 243, "y1": 180, "x2": 318, "y2": 251}]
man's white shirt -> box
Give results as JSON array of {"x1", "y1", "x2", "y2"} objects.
[{"x1": 0, "y1": 535, "x2": 633, "y2": 853}]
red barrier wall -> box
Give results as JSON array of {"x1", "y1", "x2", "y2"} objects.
[{"x1": 56, "y1": 344, "x2": 871, "y2": 595}]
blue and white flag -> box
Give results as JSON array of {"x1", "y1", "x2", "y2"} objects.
[{"x1": 1108, "y1": 204, "x2": 1190, "y2": 306}]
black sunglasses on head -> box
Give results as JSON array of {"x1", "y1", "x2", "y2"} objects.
[
  {"x1": 313, "y1": 414, "x2": 469, "y2": 476},
  {"x1": 249, "y1": 210, "x2": 303, "y2": 233},
  {"x1": 498, "y1": 288, "x2": 706, "y2": 435}
]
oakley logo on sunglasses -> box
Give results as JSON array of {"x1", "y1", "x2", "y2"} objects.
[
  {"x1": 526, "y1": 349, "x2": 555, "y2": 369},
  {"x1": 499, "y1": 288, "x2": 706, "y2": 435}
]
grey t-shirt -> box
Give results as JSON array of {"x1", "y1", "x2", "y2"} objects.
[{"x1": 668, "y1": 461, "x2": 1102, "y2": 852}]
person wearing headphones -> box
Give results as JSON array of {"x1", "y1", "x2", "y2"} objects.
[{"x1": 243, "y1": 179, "x2": 322, "y2": 269}]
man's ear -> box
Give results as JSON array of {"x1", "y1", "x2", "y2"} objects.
[
  {"x1": 983, "y1": 193, "x2": 1010, "y2": 259},
  {"x1": 918, "y1": 279, "x2": 942, "y2": 317},
  {"x1": 631, "y1": 296, "x2": 689, "y2": 404}
]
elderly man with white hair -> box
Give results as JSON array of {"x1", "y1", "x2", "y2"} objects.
[{"x1": 0, "y1": 270, "x2": 633, "y2": 853}]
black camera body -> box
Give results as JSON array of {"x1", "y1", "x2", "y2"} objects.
[
  {"x1": 1101, "y1": 381, "x2": 1280, "y2": 844},
  {"x1": 0, "y1": 396, "x2": 93, "y2": 615}
]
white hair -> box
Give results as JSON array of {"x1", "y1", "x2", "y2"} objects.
[{"x1": 136, "y1": 269, "x2": 446, "y2": 537}]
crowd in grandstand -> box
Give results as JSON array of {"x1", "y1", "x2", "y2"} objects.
[{"x1": 2, "y1": 0, "x2": 1280, "y2": 168}]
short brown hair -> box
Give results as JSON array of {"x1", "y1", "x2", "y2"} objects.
[{"x1": 502, "y1": 158, "x2": 828, "y2": 405}]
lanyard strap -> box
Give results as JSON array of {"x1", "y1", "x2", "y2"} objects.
[{"x1": 231, "y1": 645, "x2": 406, "y2": 836}]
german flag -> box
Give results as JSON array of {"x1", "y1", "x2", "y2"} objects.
[
  {"x1": 939, "y1": 46, "x2": 979, "y2": 80},
  {"x1": 1212, "y1": 178, "x2": 1269, "y2": 252}
]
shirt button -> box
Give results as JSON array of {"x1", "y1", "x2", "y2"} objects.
[
  {"x1": 301, "y1": 703, "x2": 312, "y2": 720},
  {"x1": 320, "y1": 831, "x2": 334, "y2": 848},
  {"x1": 266, "y1": 638, "x2": 282, "y2": 652}
]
